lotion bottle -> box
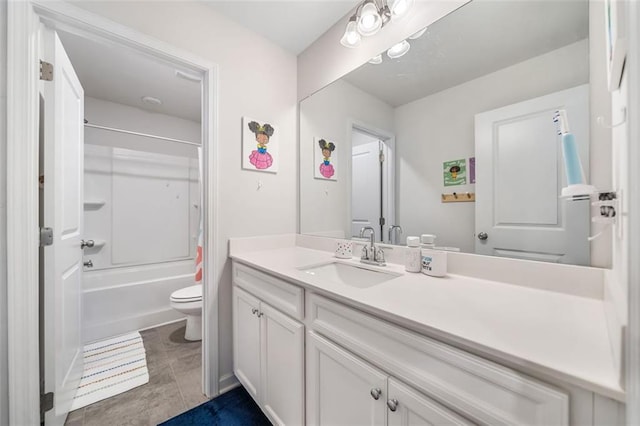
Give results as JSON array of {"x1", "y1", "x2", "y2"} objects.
[{"x1": 404, "y1": 237, "x2": 422, "y2": 273}]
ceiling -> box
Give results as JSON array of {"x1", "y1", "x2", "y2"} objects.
[
  {"x1": 204, "y1": 1, "x2": 359, "y2": 55},
  {"x1": 58, "y1": 31, "x2": 202, "y2": 122},
  {"x1": 343, "y1": 0, "x2": 589, "y2": 107}
]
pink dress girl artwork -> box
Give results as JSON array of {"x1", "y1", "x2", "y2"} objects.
[
  {"x1": 318, "y1": 139, "x2": 336, "y2": 179},
  {"x1": 247, "y1": 121, "x2": 275, "y2": 170}
]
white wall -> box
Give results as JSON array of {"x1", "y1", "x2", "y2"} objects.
[
  {"x1": 82, "y1": 97, "x2": 201, "y2": 342},
  {"x1": 300, "y1": 79, "x2": 394, "y2": 238},
  {"x1": 0, "y1": 0, "x2": 8, "y2": 423},
  {"x1": 395, "y1": 40, "x2": 590, "y2": 254},
  {"x1": 72, "y1": 1, "x2": 298, "y2": 391}
]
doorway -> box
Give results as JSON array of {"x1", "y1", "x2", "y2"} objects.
[
  {"x1": 7, "y1": 2, "x2": 219, "y2": 425},
  {"x1": 350, "y1": 125, "x2": 396, "y2": 243}
]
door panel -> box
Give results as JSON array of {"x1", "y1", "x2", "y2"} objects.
[
  {"x1": 475, "y1": 85, "x2": 590, "y2": 265},
  {"x1": 232, "y1": 287, "x2": 261, "y2": 401},
  {"x1": 352, "y1": 140, "x2": 382, "y2": 241},
  {"x1": 387, "y1": 378, "x2": 473, "y2": 426},
  {"x1": 307, "y1": 332, "x2": 386, "y2": 426},
  {"x1": 42, "y1": 29, "x2": 85, "y2": 426},
  {"x1": 261, "y1": 303, "x2": 304, "y2": 426}
]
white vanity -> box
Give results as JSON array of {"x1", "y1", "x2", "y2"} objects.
[{"x1": 230, "y1": 235, "x2": 624, "y2": 426}]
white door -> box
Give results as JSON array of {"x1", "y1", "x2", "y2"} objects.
[
  {"x1": 352, "y1": 140, "x2": 382, "y2": 241},
  {"x1": 42, "y1": 29, "x2": 85, "y2": 425},
  {"x1": 260, "y1": 303, "x2": 304, "y2": 426},
  {"x1": 232, "y1": 286, "x2": 262, "y2": 401},
  {"x1": 475, "y1": 85, "x2": 590, "y2": 265},
  {"x1": 306, "y1": 332, "x2": 387, "y2": 426},
  {"x1": 387, "y1": 378, "x2": 472, "y2": 426}
]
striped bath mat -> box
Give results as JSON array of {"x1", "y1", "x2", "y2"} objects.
[{"x1": 70, "y1": 331, "x2": 149, "y2": 411}]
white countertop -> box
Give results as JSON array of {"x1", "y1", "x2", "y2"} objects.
[{"x1": 230, "y1": 243, "x2": 624, "y2": 401}]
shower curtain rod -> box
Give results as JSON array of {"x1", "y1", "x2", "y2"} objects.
[{"x1": 84, "y1": 122, "x2": 201, "y2": 147}]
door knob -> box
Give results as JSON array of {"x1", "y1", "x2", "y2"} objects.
[
  {"x1": 370, "y1": 388, "x2": 382, "y2": 400},
  {"x1": 81, "y1": 239, "x2": 95, "y2": 249},
  {"x1": 477, "y1": 232, "x2": 488, "y2": 241},
  {"x1": 386, "y1": 399, "x2": 398, "y2": 412},
  {"x1": 83, "y1": 260, "x2": 93, "y2": 268}
]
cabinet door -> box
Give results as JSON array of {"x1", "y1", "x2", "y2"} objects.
[
  {"x1": 261, "y1": 303, "x2": 305, "y2": 426},
  {"x1": 307, "y1": 332, "x2": 387, "y2": 426},
  {"x1": 232, "y1": 286, "x2": 261, "y2": 401},
  {"x1": 387, "y1": 378, "x2": 473, "y2": 426}
]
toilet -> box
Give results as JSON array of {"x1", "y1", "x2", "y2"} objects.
[{"x1": 170, "y1": 285, "x2": 202, "y2": 341}]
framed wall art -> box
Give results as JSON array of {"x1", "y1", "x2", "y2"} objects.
[{"x1": 242, "y1": 117, "x2": 278, "y2": 173}]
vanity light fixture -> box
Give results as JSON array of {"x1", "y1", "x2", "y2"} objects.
[
  {"x1": 341, "y1": 0, "x2": 412, "y2": 48},
  {"x1": 390, "y1": 0, "x2": 414, "y2": 19},
  {"x1": 141, "y1": 96, "x2": 162, "y2": 106},
  {"x1": 340, "y1": 15, "x2": 362, "y2": 48},
  {"x1": 358, "y1": 0, "x2": 384, "y2": 36},
  {"x1": 368, "y1": 54, "x2": 383, "y2": 64},
  {"x1": 387, "y1": 39, "x2": 410, "y2": 59}
]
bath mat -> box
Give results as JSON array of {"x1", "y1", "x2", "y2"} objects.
[
  {"x1": 159, "y1": 386, "x2": 271, "y2": 426},
  {"x1": 70, "y1": 331, "x2": 149, "y2": 411}
]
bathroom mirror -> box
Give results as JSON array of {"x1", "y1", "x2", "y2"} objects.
[{"x1": 299, "y1": 0, "x2": 611, "y2": 267}]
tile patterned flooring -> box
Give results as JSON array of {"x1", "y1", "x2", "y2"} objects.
[{"x1": 65, "y1": 320, "x2": 208, "y2": 426}]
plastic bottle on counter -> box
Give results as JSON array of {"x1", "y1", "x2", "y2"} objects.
[
  {"x1": 420, "y1": 234, "x2": 447, "y2": 277},
  {"x1": 420, "y1": 234, "x2": 436, "y2": 249},
  {"x1": 404, "y1": 236, "x2": 422, "y2": 273}
]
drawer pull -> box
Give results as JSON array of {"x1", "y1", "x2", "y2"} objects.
[
  {"x1": 387, "y1": 399, "x2": 398, "y2": 412},
  {"x1": 370, "y1": 388, "x2": 382, "y2": 400}
]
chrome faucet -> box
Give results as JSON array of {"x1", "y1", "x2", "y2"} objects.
[
  {"x1": 359, "y1": 226, "x2": 386, "y2": 266},
  {"x1": 388, "y1": 225, "x2": 403, "y2": 245}
]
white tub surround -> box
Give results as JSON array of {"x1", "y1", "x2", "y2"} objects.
[{"x1": 229, "y1": 234, "x2": 623, "y2": 404}]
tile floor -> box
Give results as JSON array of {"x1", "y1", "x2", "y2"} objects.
[{"x1": 65, "y1": 320, "x2": 208, "y2": 426}]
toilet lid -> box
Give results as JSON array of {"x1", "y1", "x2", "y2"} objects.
[{"x1": 171, "y1": 285, "x2": 202, "y2": 302}]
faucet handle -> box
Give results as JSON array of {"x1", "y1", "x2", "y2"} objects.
[
  {"x1": 375, "y1": 247, "x2": 385, "y2": 263},
  {"x1": 361, "y1": 245, "x2": 370, "y2": 260}
]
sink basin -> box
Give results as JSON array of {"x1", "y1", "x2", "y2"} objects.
[{"x1": 299, "y1": 262, "x2": 400, "y2": 288}]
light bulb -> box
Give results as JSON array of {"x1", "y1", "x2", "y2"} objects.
[
  {"x1": 340, "y1": 18, "x2": 361, "y2": 48},
  {"x1": 387, "y1": 40, "x2": 410, "y2": 59},
  {"x1": 390, "y1": 0, "x2": 414, "y2": 19},
  {"x1": 368, "y1": 54, "x2": 383, "y2": 65},
  {"x1": 357, "y1": 1, "x2": 382, "y2": 36}
]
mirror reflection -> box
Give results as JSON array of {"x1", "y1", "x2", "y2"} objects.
[{"x1": 299, "y1": 0, "x2": 610, "y2": 267}]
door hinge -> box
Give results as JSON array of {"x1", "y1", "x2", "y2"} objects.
[
  {"x1": 41, "y1": 392, "x2": 54, "y2": 414},
  {"x1": 379, "y1": 217, "x2": 386, "y2": 227},
  {"x1": 40, "y1": 227, "x2": 53, "y2": 247},
  {"x1": 40, "y1": 60, "x2": 53, "y2": 81}
]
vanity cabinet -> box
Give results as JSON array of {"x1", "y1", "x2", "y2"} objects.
[
  {"x1": 307, "y1": 331, "x2": 471, "y2": 426},
  {"x1": 232, "y1": 264, "x2": 305, "y2": 426},
  {"x1": 231, "y1": 260, "x2": 623, "y2": 426}
]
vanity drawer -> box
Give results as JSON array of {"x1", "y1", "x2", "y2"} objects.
[
  {"x1": 308, "y1": 293, "x2": 569, "y2": 426},
  {"x1": 233, "y1": 262, "x2": 304, "y2": 320}
]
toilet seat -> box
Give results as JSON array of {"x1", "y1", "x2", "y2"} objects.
[{"x1": 170, "y1": 285, "x2": 202, "y2": 303}]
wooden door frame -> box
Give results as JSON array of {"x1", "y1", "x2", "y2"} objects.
[{"x1": 7, "y1": 2, "x2": 220, "y2": 423}]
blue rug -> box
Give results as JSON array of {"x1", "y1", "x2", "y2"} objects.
[{"x1": 159, "y1": 386, "x2": 271, "y2": 425}]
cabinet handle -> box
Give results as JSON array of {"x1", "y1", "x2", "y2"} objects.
[
  {"x1": 257, "y1": 312, "x2": 264, "y2": 318},
  {"x1": 251, "y1": 308, "x2": 258, "y2": 315},
  {"x1": 370, "y1": 388, "x2": 382, "y2": 400},
  {"x1": 386, "y1": 399, "x2": 398, "y2": 412}
]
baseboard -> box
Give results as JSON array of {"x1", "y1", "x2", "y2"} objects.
[{"x1": 218, "y1": 373, "x2": 240, "y2": 395}]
